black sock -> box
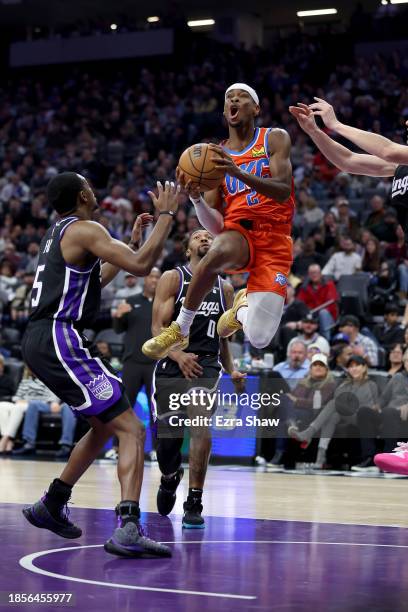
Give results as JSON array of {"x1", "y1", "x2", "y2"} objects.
[
  {"x1": 116, "y1": 500, "x2": 140, "y2": 525},
  {"x1": 43, "y1": 478, "x2": 73, "y2": 516},
  {"x1": 187, "y1": 488, "x2": 203, "y2": 502}
]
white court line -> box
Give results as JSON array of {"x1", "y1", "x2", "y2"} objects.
[
  {"x1": 20, "y1": 538, "x2": 408, "y2": 601},
  {"x1": 19, "y1": 544, "x2": 256, "y2": 600}
]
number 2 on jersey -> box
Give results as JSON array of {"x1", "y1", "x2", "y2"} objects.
[{"x1": 31, "y1": 265, "x2": 45, "y2": 308}]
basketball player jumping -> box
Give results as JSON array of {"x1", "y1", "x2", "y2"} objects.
[
  {"x1": 143, "y1": 83, "x2": 295, "y2": 360},
  {"x1": 289, "y1": 99, "x2": 408, "y2": 474},
  {"x1": 21, "y1": 173, "x2": 179, "y2": 557},
  {"x1": 151, "y1": 229, "x2": 245, "y2": 528}
]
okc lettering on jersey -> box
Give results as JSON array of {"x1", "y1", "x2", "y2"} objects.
[
  {"x1": 225, "y1": 159, "x2": 270, "y2": 196},
  {"x1": 180, "y1": 296, "x2": 220, "y2": 317}
]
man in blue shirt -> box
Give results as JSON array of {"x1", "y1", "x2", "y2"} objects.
[{"x1": 273, "y1": 340, "x2": 310, "y2": 389}]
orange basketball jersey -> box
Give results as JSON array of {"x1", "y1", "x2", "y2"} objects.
[{"x1": 220, "y1": 127, "x2": 295, "y2": 226}]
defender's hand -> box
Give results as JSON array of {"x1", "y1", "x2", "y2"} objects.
[
  {"x1": 130, "y1": 213, "x2": 153, "y2": 246},
  {"x1": 231, "y1": 370, "x2": 246, "y2": 393},
  {"x1": 289, "y1": 103, "x2": 319, "y2": 134},
  {"x1": 148, "y1": 180, "x2": 181, "y2": 214},
  {"x1": 308, "y1": 97, "x2": 340, "y2": 131},
  {"x1": 114, "y1": 302, "x2": 132, "y2": 318},
  {"x1": 174, "y1": 352, "x2": 204, "y2": 380}
]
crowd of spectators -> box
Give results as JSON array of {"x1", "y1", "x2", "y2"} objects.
[{"x1": 1, "y1": 30, "x2": 408, "y2": 468}]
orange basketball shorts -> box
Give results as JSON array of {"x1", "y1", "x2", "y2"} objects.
[{"x1": 223, "y1": 219, "x2": 293, "y2": 296}]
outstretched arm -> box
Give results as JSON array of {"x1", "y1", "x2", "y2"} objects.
[
  {"x1": 209, "y1": 130, "x2": 293, "y2": 203},
  {"x1": 289, "y1": 104, "x2": 397, "y2": 177},
  {"x1": 308, "y1": 97, "x2": 407, "y2": 165},
  {"x1": 63, "y1": 182, "x2": 179, "y2": 278}
]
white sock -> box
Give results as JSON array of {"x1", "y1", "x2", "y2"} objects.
[
  {"x1": 236, "y1": 305, "x2": 248, "y2": 327},
  {"x1": 176, "y1": 306, "x2": 196, "y2": 336}
]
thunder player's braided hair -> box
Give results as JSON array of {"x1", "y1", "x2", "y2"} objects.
[{"x1": 47, "y1": 172, "x2": 85, "y2": 216}]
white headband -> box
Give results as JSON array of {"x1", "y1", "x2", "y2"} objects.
[{"x1": 225, "y1": 83, "x2": 259, "y2": 105}]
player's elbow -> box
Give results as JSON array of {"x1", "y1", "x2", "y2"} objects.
[{"x1": 382, "y1": 143, "x2": 399, "y2": 163}]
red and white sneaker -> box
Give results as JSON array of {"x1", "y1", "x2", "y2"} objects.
[{"x1": 374, "y1": 442, "x2": 408, "y2": 475}]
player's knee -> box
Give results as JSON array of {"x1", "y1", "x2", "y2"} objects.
[{"x1": 246, "y1": 322, "x2": 279, "y2": 349}]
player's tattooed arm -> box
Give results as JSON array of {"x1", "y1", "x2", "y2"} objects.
[
  {"x1": 289, "y1": 103, "x2": 396, "y2": 177},
  {"x1": 210, "y1": 133, "x2": 292, "y2": 202},
  {"x1": 151, "y1": 270, "x2": 179, "y2": 336},
  {"x1": 308, "y1": 97, "x2": 406, "y2": 166}
]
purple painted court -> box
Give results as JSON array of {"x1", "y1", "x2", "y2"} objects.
[{"x1": 2, "y1": 502, "x2": 408, "y2": 611}]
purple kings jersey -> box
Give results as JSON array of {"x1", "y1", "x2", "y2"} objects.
[{"x1": 29, "y1": 216, "x2": 101, "y2": 328}]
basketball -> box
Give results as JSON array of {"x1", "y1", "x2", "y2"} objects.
[{"x1": 178, "y1": 143, "x2": 225, "y2": 192}]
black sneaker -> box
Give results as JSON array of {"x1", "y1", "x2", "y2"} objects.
[
  {"x1": 104, "y1": 521, "x2": 172, "y2": 558},
  {"x1": 13, "y1": 443, "x2": 36, "y2": 456},
  {"x1": 54, "y1": 445, "x2": 72, "y2": 459},
  {"x1": 182, "y1": 497, "x2": 204, "y2": 529},
  {"x1": 157, "y1": 467, "x2": 184, "y2": 516},
  {"x1": 22, "y1": 498, "x2": 82, "y2": 539}
]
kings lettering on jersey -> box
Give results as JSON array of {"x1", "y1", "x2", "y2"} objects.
[{"x1": 221, "y1": 127, "x2": 295, "y2": 225}]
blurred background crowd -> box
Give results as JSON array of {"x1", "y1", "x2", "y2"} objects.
[{"x1": 1, "y1": 18, "x2": 408, "y2": 469}]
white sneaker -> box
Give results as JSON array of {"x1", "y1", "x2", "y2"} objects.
[
  {"x1": 254, "y1": 455, "x2": 267, "y2": 466},
  {"x1": 104, "y1": 448, "x2": 118, "y2": 461}
]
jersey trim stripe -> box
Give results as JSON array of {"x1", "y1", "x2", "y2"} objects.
[
  {"x1": 223, "y1": 128, "x2": 260, "y2": 156},
  {"x1": 175, "y1": 267, "x2": 184, "y2": 304},
  {"x1": 218, "y1": 277, "x2": 227, "y2": 312},
  {"x1": 59, "y1": 217, "x2": 79, "y2": 239},
  {"x1": 264, "y1": 127, "x2": 272, "y2": 158}
]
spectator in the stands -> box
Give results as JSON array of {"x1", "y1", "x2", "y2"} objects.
[
  {"x1": 290, "y1": 355, "x2": 380, "y2": 470},
  {"x1": 297, "y1": 264, "x2": 338, "y2": 339},
  {"x1": 273, "y1": 341, "x2": 310, "y2": 389},
  {"x1": 331, "y1": 198, "x2": 360, "y2": 241},
  {"x1": 368, "y1": 261, "x2": 398, "y2": 314},
  {"x1": 10, "y1": 271, "x2": 34, "y2": 328},
  {"x1": 387, "y1": 343, "x2": 404, "y2": 376},
  {"x1": 292, "y1": 237, "x2": 325, "y2": 278},
  {"x1": 322, "y1": 236, "x2": 362, "y2": 280},
  {"x1": 272, "y1": 353, "x2": 336, "y2": 467},
  {"x1": 287, "y1": 313, "x2": 330, "y2": 355},
  {"x1": 13, "y1": 374, "x2": 77, "y2": 458},
  {"x1": 373, "y1": 303, "x2": 405, "y2": 350},
  {"x1": 385, "y1": 225, "x2": 408, "y2": 298},
  {"x1": 330, "y1": 341, "x2": 354, "y2": 378},
  {"x1": 364, "y1": 194, "x2": 386, "y2": 229},
  {"x1": 338, "y1": 315, "x2": 379, "y2": 367},
  {"x1": 113, "y1": 272, "x2": 142, "y2": 308},
  {"x1": 380, "y1": 350, "x2": 408, "y2": 452},
  {"x1": 0, "y1": 355, "x2": 18, "y2": 453},
  {"x1": 370, "y1": 208, "x2": 398, "y2": 243},
  {"x1": 362, "y1": 237, "x2": 382, "y2": 274}
]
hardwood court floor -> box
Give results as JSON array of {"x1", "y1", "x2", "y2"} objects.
[{"x1": 1, "y1": 458, "x2": 406, "y2": 527}]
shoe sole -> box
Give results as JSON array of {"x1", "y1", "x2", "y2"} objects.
[
  {"x1": 22, "y1": 507, "x2": 82, "y2": 539},
  {"x1": 350, "y1": 466, "x2": 379, "y2": 472},
  {"x1": 157, "y1": 467, "x2": 184, "y2": 516},
  {"x1": 104, "y1": 539, "x2": 172, "y2": 558},
  {"x1": 182, "y1": 522, "x2": 205, "y2": 529}
]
